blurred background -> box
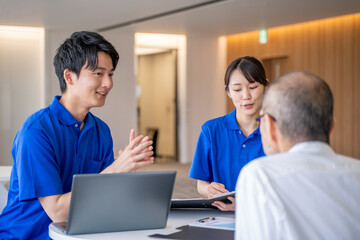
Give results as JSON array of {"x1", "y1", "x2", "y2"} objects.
[{"x1": 0, "y1": 0, "x2": 359, "y2": 180}]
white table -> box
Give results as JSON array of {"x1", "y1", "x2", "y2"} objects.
[
  {"x1": 0, "y1": 166, "x2": 12, "y2": 212},
  {"x1": 0, "y1": 166, "x2": 12, "y2": 182},
  {"x1": 49, "y1": 209, "x2": 235, "y2": 239}
]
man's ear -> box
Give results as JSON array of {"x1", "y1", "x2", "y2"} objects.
[
  {"x1": 63, "y1": 69, "x2": 74, "y2": 86},
  {"x1": 264, "y1": 114, "x2": 281, "y2": 153},
  {"x1": 329, "y1": 117, "x2": 336, "y2": 138}
]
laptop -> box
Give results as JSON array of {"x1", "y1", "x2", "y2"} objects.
[{"x1": 53, "y1": 171, "x2": 176, "y2": 235}]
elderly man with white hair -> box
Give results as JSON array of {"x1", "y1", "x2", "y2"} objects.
[{"x1": 235, "y1": 70, "x2": 360, "y2": 240}]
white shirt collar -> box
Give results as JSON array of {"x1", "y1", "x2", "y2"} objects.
[{"x1": 288, "y1": 141, "x2": 335, "y2": 155}]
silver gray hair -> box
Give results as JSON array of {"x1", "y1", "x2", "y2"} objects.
[{"x1": 262, "y1": 70, "x2": 334, "y2": 144}]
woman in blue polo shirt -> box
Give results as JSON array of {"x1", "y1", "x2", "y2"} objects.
[{"x1": 189, "y1": 56, "x2": 268, "y2": 211}]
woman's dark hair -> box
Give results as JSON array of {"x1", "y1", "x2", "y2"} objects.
[
  {"x1": 224, "y1": 56, "x2": 268, "y2": 91},
  {"x1": 54, "y1": 31, "x2": 119, "y2": 93}
]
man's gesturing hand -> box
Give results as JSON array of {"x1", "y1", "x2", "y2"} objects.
[{"x1": 102, "y1": 129, "x2": 154, "y2": 174}]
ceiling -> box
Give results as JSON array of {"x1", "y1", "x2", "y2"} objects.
[{"x1": 1, "y1": 0, "x2": 360, "y2": 36}]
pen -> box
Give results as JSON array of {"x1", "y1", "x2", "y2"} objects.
[{"x1": 196, "y1": 216, "x2": 216, "y2": 223}]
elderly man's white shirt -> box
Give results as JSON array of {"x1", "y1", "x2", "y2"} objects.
[{"x1": 235, "y1": 141, "x2": 360, "y2": 240}]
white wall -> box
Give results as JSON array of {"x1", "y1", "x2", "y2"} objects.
[
  {"x1": 186, "y1": 34, "x2": 227, "y2": 163},
  {"x1": 0, "y1": 27, "x2": 45, "y2": 165},
  {"x1": 45, "y1": 30, "x2": 71, "y2": 104}
]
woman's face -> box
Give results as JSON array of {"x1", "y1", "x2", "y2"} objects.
[{"x1": 227, "y1": 70, "x2": 265, "y2": 117}]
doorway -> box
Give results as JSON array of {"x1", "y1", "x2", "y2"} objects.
[
  {"x1": 262, "y1": 56, "x2": 288, "y2": 83},
  {"x1": 136, "y1": 50, "x2": 178, "y2": 162}
]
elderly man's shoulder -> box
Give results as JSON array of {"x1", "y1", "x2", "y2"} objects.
[
  {"x1": 244, "y1": 152, "x2": 291, "y2": 171},
  {"x1": 239, "y1": 153, "x2": 292, "y2": 182},
  {"x1": 241, "y1": 150, "x2": 360, "y2": 183},
  {"x1": 332, "y1": 152, "x2": 360, "y2": 171}
]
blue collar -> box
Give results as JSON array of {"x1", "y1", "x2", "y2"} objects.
[
  {"x1": 224, "y1": 109, "x2": 260, "y2": 136},
  {"x1": 49, "y1": 96, "x2": 94, "y2": 129}
]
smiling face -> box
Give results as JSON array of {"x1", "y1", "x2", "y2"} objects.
[
  {"x1": 68, "y1": 51, "x2": 114, "y2": 112},
  {"x1": 227, "y1": 70, "x2": 265, "y2": 118}
]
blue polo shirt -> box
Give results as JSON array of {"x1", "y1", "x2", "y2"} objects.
[
  {"x1": 0, "y1": 96, "x2": 114, "y2": 240},
  {"x1": 189, "y1": 109, "x2": 265, "y2": 192}
]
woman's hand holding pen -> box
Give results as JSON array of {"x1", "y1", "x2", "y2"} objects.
[
  {"x1": 206, "y1": 182, "x2": 235, "y2": 211},
  {"x1": 206, "y1": 182, "x2": 228, "y2": 199}
]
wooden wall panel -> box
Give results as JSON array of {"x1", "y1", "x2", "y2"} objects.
[
  {"x1": 226, "y1": 13, "x2": 360, "y2": 159},
  {"x1": 354, "y1": 14, "x2": 360, "y2": 159}
]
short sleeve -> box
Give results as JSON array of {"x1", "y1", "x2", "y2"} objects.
[
  {"x1": 14, "y1": 128, "x2": 63, "y2": 201},
  {"x1": 188, "y1": 125, "x2": 213, "y2": 181}
]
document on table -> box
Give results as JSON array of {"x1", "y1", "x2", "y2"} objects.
[{"x1": 189, "y1": 216, "x2": 235, "y2": 231}]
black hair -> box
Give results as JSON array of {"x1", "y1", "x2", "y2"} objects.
[
  {"x1": 224, "y1": 56, "x2": 268, "y2": 91},
  {"x1": 54, "y1": 31, "x2": 119, "y2": 93}
]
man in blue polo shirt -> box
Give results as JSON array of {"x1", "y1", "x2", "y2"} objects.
[{"x1": 0, "y1": 31, "x2": 154, "y2": 239}]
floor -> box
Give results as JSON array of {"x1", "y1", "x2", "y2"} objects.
[{"x1": 140, "y1": 161, "x2": 202, "y2": 199}]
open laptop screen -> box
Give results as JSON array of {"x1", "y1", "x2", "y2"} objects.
[{"x1": 54, "y1": 171, "x2": 176, "y2": 235}]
